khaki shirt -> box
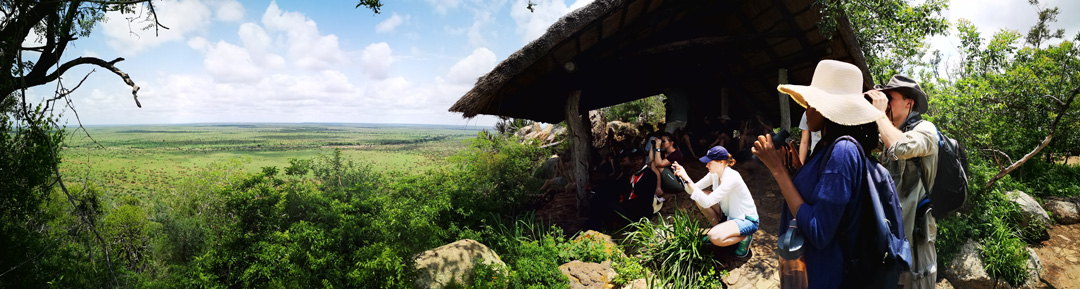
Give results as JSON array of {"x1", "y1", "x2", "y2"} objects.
[{"x1": 879, "y1": 120, "x2": 939, "y2": 242}]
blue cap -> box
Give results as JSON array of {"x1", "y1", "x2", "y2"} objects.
[{"x1": 699, "y1": 146, "x2": 731, "y2": 163}]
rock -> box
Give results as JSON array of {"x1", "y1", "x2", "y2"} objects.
[
  {"x1": 1044, "y1": 199, "x2": 1080, "y2": 224},
  {"x1": 413, "y1": 239, "x2": 506, "y2": 289},
  {"x1": 943, "y1": 239, "x2": 1041, "y2": 289},
  {"x1": 1016, "y1": 247, "x2": 1043, "y2": 289},
  {"x1": 935, "y1": 278, "x2": 954, "y2": 289},
  {"x1": 1006, "y1": 191, "x2": 1051, "y2": 242},
  {"x1": 944, "y1": 239, "x2": 998, "y2": 289},
  {"x1": 616, "y1": 278, "x2": 648, "y2": 289},
  {"x1": 575, "y1": 230, "x2": 625, "y2": 259},
  {"x1": 559, "y1": 260, "x2": 616, "y2": 289}
]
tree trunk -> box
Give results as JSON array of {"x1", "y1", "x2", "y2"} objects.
[{"x1": 565, "y1": 90, "x2": 590, "y2": 214}]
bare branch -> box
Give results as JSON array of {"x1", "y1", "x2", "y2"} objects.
[
  {"x1": 979, "y1": 148, "x2": 1014, "y2": 165},
  {"x1": 983, "y1": 86, "x2": 1080, "y2": 190},
  {"x1": 14, "y1": 57, "x2": 141, "y2": 107},
  {"x1": 1045, "y1": 94, "x2": 1065, "y2": 106}
]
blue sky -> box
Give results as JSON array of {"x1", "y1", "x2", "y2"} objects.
[{"x1": 27, "y1": 0, "x2": 1080, "y2": 126}]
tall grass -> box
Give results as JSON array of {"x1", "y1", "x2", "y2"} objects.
[{"x1": 622, "y1": 210, "x2": 725, "y2": 288}]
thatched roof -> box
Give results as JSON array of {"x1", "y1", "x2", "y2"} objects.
[{"x1": 450, "y1": 0, "x2": 871, "y2": 124}]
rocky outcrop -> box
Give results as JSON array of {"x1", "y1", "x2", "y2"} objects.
[
  {"x1": 414, "y1": 239, "x2": 506, "y2": 289},
  {"x1": 559, "y1": 260, "x2": 616, "y2": 289},
  {"x1": 1006, "y1": 191, "x2": 1051, "y2": 242},
  {"x1": 1044, "y1": 198, "x2": 1080, "y2": 224}
]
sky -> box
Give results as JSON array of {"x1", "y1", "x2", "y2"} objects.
[{"x1": 25, "y1": 0, "x2": 1080, "y2": 126}]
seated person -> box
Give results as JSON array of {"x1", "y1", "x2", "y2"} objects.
[
  {"x1": 673, "y1": 146, "x2": 760, "y2": 258},
  {"x1": 586, "y1": 148, "x2": 658, "y2": 230}
]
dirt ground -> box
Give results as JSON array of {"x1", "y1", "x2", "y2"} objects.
[{"x1": 1033, "y1": 223, "x2": 1080, "y2": 289}]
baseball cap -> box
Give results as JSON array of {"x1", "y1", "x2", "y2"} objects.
[{"x1": 699, "y1": 146, "x2": 731, "y2": 163}]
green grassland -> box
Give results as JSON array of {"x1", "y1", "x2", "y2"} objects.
[{"x1": 59, "y1": 123, "x2": 486, "y2": 197}]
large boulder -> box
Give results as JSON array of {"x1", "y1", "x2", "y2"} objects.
[
  {"x1": 944, "y1": 239, "x2": 1009, "y2": 289},
  {"x1": 1005, "y1": 191, "x2": 1051, "y2": 242},
  {"x1": 559, "y1": 260, "x2": 616, "y2": 289},
  {"x1": 414, "y1": 239, "x2": 506, "y2": 289},
  {"x1": 1044, "y1": 198, "x2": 1080, "y2": 224}
]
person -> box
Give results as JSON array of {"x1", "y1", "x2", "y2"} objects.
[
  {"x1": 752, "y1": 59, "x2": 885, "y2": 288},
  {"x1": 585, "y1": 147, "x2": 657, "y2": 231},
  {"x1": 866, "y1": 75, "x2": 939, "y2": 288},
  {"x1": 672, "y1": 146, "x2": 759, "y2": 257},
  {"x1": 664, "y1": 89, "x2": 690, "y2": 133},
  {"x1": 798, "y1": 111, "x2": 823, "y2": 164},
  {"x1": 648, "y1": 131, "x2": 683, "y2": 194}
]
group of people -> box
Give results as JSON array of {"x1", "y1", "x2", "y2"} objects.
[
  {"x1": 581, "y1": 59, "x2": 941, "y2": 289},
  {"x1": 753, "y1": 60, "x2": 941, "y2": 288}
]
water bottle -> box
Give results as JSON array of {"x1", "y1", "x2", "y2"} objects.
[{"x1": 778, "y1": 218, "x2": 807, "y2": 289}]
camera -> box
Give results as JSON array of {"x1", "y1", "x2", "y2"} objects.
[{"x1": 770, "y1": 129, "x2": 791, "y2": 150}]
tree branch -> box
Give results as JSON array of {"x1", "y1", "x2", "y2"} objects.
[
  {"x1": 14, "y1": 57, "x2": 141, "y2": 107},
  {"x1": 983, "y1": 86, "x2": 1080, "y2": 191},
  {"x1": 979, "y1": 148, "x2": 1014, "y2": 165}
]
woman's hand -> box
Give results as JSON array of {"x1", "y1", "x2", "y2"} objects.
[
  {"x1": 672, "y1": 162, "x2": 692, "y2": 182},
  {"x1": 752, "y1": 134, "x2": 786, "y2": 174}
]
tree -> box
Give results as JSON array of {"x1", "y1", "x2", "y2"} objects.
[
  {"x1": 815, "y1": 0, "x2": 950, "y2": 83},
  {"x1": 927, "y1": 4, "x2": 1080, "y2": 192},
  {"x1": 0, "y1": 1, "x2": 385, "y2": 286}
]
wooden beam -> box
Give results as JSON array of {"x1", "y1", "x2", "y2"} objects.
[
  {"x1": 565, "y1": 90, "x2": 591, "y2": 213},
  {"x1": 632, "y1": 36, "x2": 731, "y2": 56}
]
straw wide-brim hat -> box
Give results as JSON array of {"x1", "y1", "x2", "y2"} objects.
[{"x1": 777, "y1": 60, "x2": 884, "y2": 126}]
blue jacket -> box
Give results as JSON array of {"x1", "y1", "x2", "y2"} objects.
[{"x1": 779, "y1": 140, "x2": 866, "y2": 289}]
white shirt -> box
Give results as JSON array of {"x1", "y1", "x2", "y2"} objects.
[
  {"x1": 685, "y1": 168, "x2": 758, "y2": 221},
  {"x1": 799, "y1": 112, "x2": 822, "y2": 152}
]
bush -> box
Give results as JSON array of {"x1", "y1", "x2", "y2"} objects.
[
  {"x1": 622, "y1": 210, "x2": 725, "y2": 288},
  {"x1": 937, "y1": 184, "x2": 1032, "y2": 286}
]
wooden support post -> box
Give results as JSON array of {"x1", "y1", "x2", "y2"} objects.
[
  {"x1": 565, "y1": 90, "x2": 590, "y2": 213},
  {"x1": 778, "y1": 68, "x2": 790, "y2": 130}
]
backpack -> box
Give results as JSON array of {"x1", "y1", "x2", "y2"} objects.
[
  {"x1": 821, "y1": 136, "x2": 913, "y2": 287},
  {"x1": 906, "y1": 120, "x2": 969, "y2": 219}
]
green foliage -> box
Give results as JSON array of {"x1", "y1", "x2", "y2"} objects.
[
  {"x1": 285, "y1": 158, "x2": 313, "y2": 176},
  {"x1": 937, "y1": 184, "x2": 1032, "y2": 286},
  {"x1": 816, "y1": 0, "x2": 950, "y2": 82},
  {"x1": 622, "y1": 210, "x2": 725, "y2": 287},
  {"x1": 604, "y1": 94, "x2": 666, "y2": 127},
  {"x1": 926, "y1": 12, "x2": 1080, "y2": 197}
]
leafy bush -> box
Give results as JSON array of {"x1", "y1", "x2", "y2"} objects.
[
  {"x1": 937, "y1": 183, "x2": 1032, "y2": 286},
  {"x1": 622, "y1": 210, "x2": 725, "y2": 288}
]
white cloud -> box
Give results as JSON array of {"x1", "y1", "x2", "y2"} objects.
[
  {"x1": 447, "y1": 47, "x2": 496, "y2": 84},
  {"x1": 376, "y1": 13, "x2": 408, "y2": 34},
  {"x1": 468, "y1": 10, "x2": 494, "y2": 48},
  {"x1": 427, "y1": 0, "x2": 462, "y2": 15},
  {"x1": 261, "y1": 0, "x2": 347, "y2": 70},
  {"x1": 210, "y1": 0, "x2": 245, "y2": 22},
  {"x1": 510, "y1": 0, "x2": 593, "y2": 44},
  {"x1": 360, "y1": 42, "x2": 396, "y2": 80},
  {"x1": 101, "y1": 0, "x2": 213, "y2": 54}
]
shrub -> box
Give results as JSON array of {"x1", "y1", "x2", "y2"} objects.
[
  {"x1": 622, "y1": 210, "x2": 725, "y2": 287},
  {"x1": 937, "y1": 183, "x2": 1032, "y2": 286}
]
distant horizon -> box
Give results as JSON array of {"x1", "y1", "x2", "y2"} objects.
[{"x1": 73, "y1": 122, "x2": 494, "y2": 130}]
